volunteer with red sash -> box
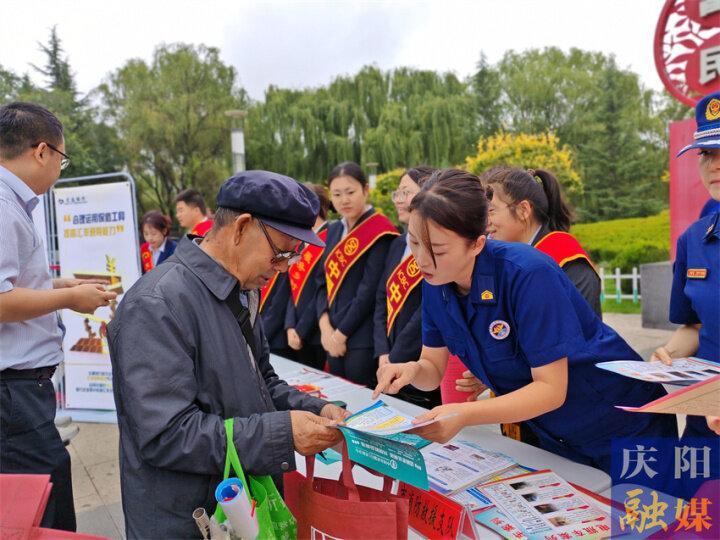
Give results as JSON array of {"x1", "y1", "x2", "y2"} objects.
[
  {"x1": 483, "y1": 166, "x2": 600, "y2": 315},
  {"x1": 653, "y1": 92, "x2": 720, "y2": 439},
  {"x1": 373, "y1": 166, "x2": 441, "y2": 408},
  {"x1": 139, "y1": 210, "x2": 176, "y2": 274},
  {"x1": 456, "y1": 167, "x2": 601, "y2": 443},
  {"x1": 259, "y1": 270, "x2": 295, "y2": 361},
  {"x1": 285, "y1": 183, "x2": 332, "y2": 370},
  {"x1": 373, "y1": 168, "x2": 677, "y2": 474},
  {"x1": 317, "y1": 162, "x2": 398, "y2": 386}
]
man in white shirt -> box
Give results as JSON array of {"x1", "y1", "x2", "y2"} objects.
[{"x1": 0, "y1": 102, "x2": 116, "y2": 531}]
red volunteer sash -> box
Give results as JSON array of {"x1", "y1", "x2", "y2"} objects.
[
  {"x1": 289, "y1": 228, "x2": 328, "y2": 306},
  {"x1": 259, "y1": 272, "x2": 280, "y2": 313},
  {"x1": 190, "y1": 218, "x2": 213, "y2": 237},
  {"x1": 325, "y1": 213, "x2": 398, "y2": 306},
  {"x1": 534, "y1": 231, "x2": 598, "y2": 275},
  {"x1": 140, "y1": 242, "x2": 153, "y2": 273},
  {"x1": 385, "y1": 254, "x2": 423, "y2": 335}
]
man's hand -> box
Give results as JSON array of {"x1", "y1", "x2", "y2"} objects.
[
  {"x1": 287, "y1": 328, "x2": 302, "y2": 350},
  {"x1": 456, "y1": 371, "x2": 487, "y2": 401},
  {"x1": 67, "y1": 284, "x2": 117, "y2": 314},
  {"x1": 372, "y1": 361, "x2": 420, "y2": 399},
  {"x1": 319, "y1": 403, "x2": 352, "y2": 423},
  {"x1": 290, "y1": 411, "x2": 343, "y2": 456},
  {"x1": 53, "y1": 278, "x2": 109, "y2": 289}
]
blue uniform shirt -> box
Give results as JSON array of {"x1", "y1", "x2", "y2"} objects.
[
  {"x1": 422, "y1": 240, "x2": 670, "y2": 455},
  {"x1": 670, "y1": 212, "x2": 720, "y2": 363}
]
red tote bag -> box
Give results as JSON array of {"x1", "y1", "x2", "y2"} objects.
[{"x1": 287, "y1": 443, "x2": 409, "y2": 540}]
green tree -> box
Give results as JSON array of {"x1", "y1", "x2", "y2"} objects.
[
  {"x1": 1, "y1": 28, "x2": 124, "y2": 179},
  {"x1": 466, "y1": 132, "x2": 583, "y2": 205},
  {"x1": 100, "y1": 43, "x2": 247, "y2": 215}
]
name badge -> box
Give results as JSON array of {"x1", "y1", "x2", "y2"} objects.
[{"x1": 687, "y1": 268, "x2": 708, "y2": 279}]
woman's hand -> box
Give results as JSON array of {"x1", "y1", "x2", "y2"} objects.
[
  {"x1": 378, "y1": 354, "x2": 390, "y2": 367},
  {"x1": 707, "y1": 416, "x2": 720, "y2": 436},
  {"x1": 287, "y1": 328, "x2": 302, "y2": 350},
  {"x1": 330, "y1": 330, "x2": 347, "y2": 358},
  {"x1": 456, "y1": 370, "x2": 487, "y2": 401},
  {"x1": 372, "y1": 361, "x2": 420, "y2": 399},
  {"x1": 651, "y1": 346, "x2": 674, "y2": 366},
  {"x1": 407, "y1": 403, "x2": 470, "y2": 443}
]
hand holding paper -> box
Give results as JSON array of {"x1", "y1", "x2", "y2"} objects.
[{"x1": 408, "y1": 403, "x2": 467, "y2": 444}]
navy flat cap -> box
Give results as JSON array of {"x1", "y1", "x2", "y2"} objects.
[{"x1": 216, "y1": 170, "x2": 325, "y2": 247}]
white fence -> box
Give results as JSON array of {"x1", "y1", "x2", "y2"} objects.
[{"x1": 599, "y1": 267, "x2": 640, "y2": 303}]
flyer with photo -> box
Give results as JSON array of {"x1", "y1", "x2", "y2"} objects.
[
  {"x1": 449, "y1": 465, "x2": 532, "y2": 511},
  {"x1": 476, "y1": 470, "x2": 611, "y2": 540},
  {"x1": 596, "y1": 357, "x2": 720, "y2": 386},
  {"x1": 421, "y1": 440, "x2": 517, "y2": 496}
]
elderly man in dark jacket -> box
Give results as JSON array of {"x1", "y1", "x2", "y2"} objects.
[{"x1": 108, "y1": 171, "x2": 347, "y2": 539}]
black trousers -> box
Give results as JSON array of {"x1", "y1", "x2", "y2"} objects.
[
  {"x1": 328, "y1": 348, "x2": 376, "y2": 388},
  {"x1": 0, "y1": 377, "x2": 76, "y2": 532},
  {"x1": 294, "y1": 344, "x2": 327, "y2": 371}
]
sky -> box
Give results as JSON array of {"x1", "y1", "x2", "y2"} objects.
[{"x1": 1, "y1": 0, "x2": 667, "y2": 101}]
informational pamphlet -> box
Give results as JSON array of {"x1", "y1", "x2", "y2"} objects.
[
  {"x1": 450, "y1": 465, "x2": 533, "y2": 511},
  {"x1": 281, "y1": 367, "x2": 362, "y2": 399},
  {"x1": 596, "y1": 357, "x2": 720, "y2": 386},
  {"x1": 618, "y1": 374, "x2": 720, "y2": 416},
  {"x1": 339, "y1": 400, "x2": 449, "y2": 436},
  {"x1": 421, "y1": 440, "x2": 517, "y2": 496},
  {"x1": 476, "y1": 470, "x2": 611, "y2": 540}
]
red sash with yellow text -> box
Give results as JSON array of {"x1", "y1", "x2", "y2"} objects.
[
  {"x1": 325, "y1": 213, "x2": 398, "y2": 306},
  {"x1": 259, "y1": 272, "x2": 280, "y2": 313},
  {"x1": 386, "y1": 254, "x2": 423, "y2": 335},
  {"x1": 534, "y1": 231, "x2": 598, "y2": 275},
  {"x1": 289, "y1": 228, "x2": 328, "y2": 306},
  {"x1": 140, "y1": 242, "x2": 153, "y2": 273}
]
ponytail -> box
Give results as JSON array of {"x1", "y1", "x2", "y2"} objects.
[
  {"x1": 480, "y1": 166, "x2": 574, "y2": 232},
  {"x1": 534, "y1": 169, "x2": 574, "y2": 232}
]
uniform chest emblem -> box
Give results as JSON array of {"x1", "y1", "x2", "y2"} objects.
[
  {"x1": 481, "y1": 290, "x2": 494, "y2": 301},
  {"x1": 489, "y1": 320, "x2": 510, "y2": 340},
  {"x1": 687, "y1": 268, "x2": 708, "y2": 279}
]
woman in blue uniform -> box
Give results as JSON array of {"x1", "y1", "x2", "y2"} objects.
[
  {"x1": 653, "y1": 91, "x2": 720, "y2": 440},
  {"x1": 373, "y1": 168, "x2": 677, "y2": 474},
  {"x1": 373, "y1": 166, "x2": 441, "y2": 408},
  {"x1": 317, "y1": 162, "x2": 398, "y2": 386},
  {"x1": 285, "y1": 183, "x2": 332, "y2": 370}
]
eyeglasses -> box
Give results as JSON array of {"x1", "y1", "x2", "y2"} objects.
[
  {"x1": 32, "y1": 142, "x2": 71, "y2": 170},
  {"x1": 391, "y1": 189, "x2": 419, "y2": 203},
  {"x1": 257, "y1": 220, "x2": 303, "y2": 266}
]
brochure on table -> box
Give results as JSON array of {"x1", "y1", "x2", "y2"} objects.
[
  {"x1": 596, "y1": 357, "x2": 720, "y2": 386},
  {"x1": 281, "y1": 367, "x2": 362, "y2": 399},
  {"x1": 475, "y1": 470, "x2": 611, "y2": 540},
  {"x1": 338, "y1": 400, "x2": 448, "y2": 436},
  {"x1": 422, "y1": 440, "x2": 516, "y2": 496}
]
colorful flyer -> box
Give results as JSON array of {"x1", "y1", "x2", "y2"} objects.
[
  {"x1": 617, "y1": 374, "x2": 720, "y2": 416},
  {"x1": 338, "y1": 426, "x2": 429, "y2": 490},
  {"x1": 339, "y1": 400, "x2": 447, "y2": 436},
  {"x1": 422, "y1": 440, "x2": 517, "y2": 495},
  {"x1": 476, "y1": 470, "x2": 611, "y2": 540},
  {"x1": 596, "y1": 358, "x2": 720, "y2": 386},
  {"x1": 281, "y1": 367, "x2": 362, "y2": 399}
]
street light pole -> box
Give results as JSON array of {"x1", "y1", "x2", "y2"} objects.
[
  {"x1": 225, "y1": 110, "x2": 247, "y2": 173},
  {"x1": 367, "y1": 162, "x2": 379, "y2": 189}
]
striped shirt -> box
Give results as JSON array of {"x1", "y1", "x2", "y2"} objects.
[{"x1": 0, "y1": 165, "x2": 63, "y2": 369}]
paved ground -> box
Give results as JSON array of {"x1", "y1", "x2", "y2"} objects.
[{"x1": 68, "y1": 313, "x2": 673, "y2": 539}]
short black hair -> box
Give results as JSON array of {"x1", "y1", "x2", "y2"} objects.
[
  {"x1": 174, "y1": 188, "x2": 207, "y2": 214},
  {"x1": 0, "y1": 102, "x2": 64, "y2": 160}
]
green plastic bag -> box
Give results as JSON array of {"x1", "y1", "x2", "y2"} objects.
[{"x1": 213, "y1": 418, "x2": 297, "y2": 539}]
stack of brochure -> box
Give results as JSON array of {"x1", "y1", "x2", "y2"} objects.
[
  {"x1": 473, "y1": 470, "x2": 611, "y2": 540},
  {"x1": 421, "y1": 440, "x2": 517, "y2": 496},
  {"x1": 596, "y1": 357, "x2": 720, "y2": 386}
]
